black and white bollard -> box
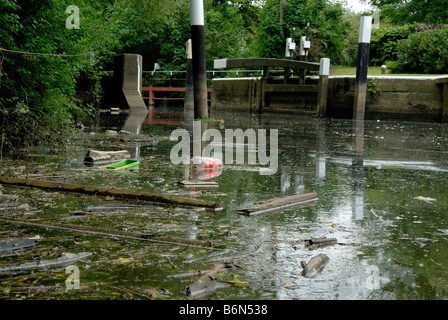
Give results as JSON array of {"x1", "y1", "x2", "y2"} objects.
[
  {"x1": 353, "y1": 16, "x2": 372, "y2": 121},
  {"x1": 190, "y1": 0, "x2": 208, "y2": 119}
]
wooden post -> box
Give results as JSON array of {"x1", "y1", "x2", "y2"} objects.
[
  {"x1": 184, "y1": 39, "x2": 194, "y2": 110},
  {"x1": 190, "y1": 0, "x2": 208, "y2": 119},
  {"x1": 284, "y1": 37, "x2": 292, "y2": 84},
  {"x1": 353, "y1": 16, "x2": 372, "y2": 120},
  {"x1": 317, "y1": 58, "x2": 330, "y2": 117},
  {"x1": 299, "y1": 23, "x2": 310, "y2": 85},
  {"x1": 284, "y1": 28, "x2": 296, "y2": 84}
]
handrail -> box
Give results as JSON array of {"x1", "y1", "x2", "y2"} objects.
[
  {"x1": 214, "y1": 58, "x2": 321, "y2": 71},
  {"x1": 105, "y1": 70, "x2": 264, "y2": 76}
]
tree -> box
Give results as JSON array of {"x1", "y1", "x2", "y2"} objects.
[
  {"x1": 254, "y1": 0, "x2": 350, "y2": 64},
  {"x1": 109, "y1": 0, "x2": 260, "y2": 71},
  {"x1": 0, "y1": 0, "x2": 115, "y2": 153},
  {"x1": 369, "y1": 0, "x2": 448, "y2": 24}
]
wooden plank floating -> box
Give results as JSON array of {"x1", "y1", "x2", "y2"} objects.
[
  {"x1": 0, "y1": 252, "x2": 93, "y2": 274},
  {"x1": 0, "y1": 238, "x2": 35, "y2": 252},
  {"x1": 83, "y1": 150, "x2": 130, "y2": 164},
  {"x1": 237, "y1": 192, "x2": 318, "y2": 216},
  {"x1": 178, "y1": 180, "x2": 219, "y2": 188},
  {"x1": 0, "y1": 217, "x2": 221, "y2": 250},
  {"x1": 0, "y1": 176, "x2": 221, "y2": 210},
  {"x1": 304, "y1": 237, "x2": 337, "y2": 248}
]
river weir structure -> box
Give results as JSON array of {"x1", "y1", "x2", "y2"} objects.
[{"x1": 211, "y1": 74, "x2": 448, "y2": 123}]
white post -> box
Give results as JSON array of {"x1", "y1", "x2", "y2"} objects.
[{"x1": 353, "y1": 16, "x2": 372, "y2": 120}]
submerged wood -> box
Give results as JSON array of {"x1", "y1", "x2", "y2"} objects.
[
  {"x1": 0, "y1": 238, "x2": 35, "y2": 252},
  {"x1": 83, "y1": 149, "x2": 130, "y2": 164},
  {"x1": 304, "y1": 237, "x2": 337, "y2": 248},
  {"x1": 185, "y1": 264, "x2": 229, "y2": 299},
  {"x1": 0, "y1": 252, "x2": 93, "y2": 273},
  {"x1": 0, "y1": 176, "x2": 220, "y2": 209},
  {"x1": 237, "y1": 192, "x2": 318, "y2": 216},
  {"x1": 301, "y1": 253, "x2": 329, "y2": 278},
  {"x1": 0, "y1": 217, "x2": 219, "y2": 250}
]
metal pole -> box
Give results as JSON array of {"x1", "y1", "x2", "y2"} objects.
[
  {"x1": 190, "y1": 0, "x2": 208, "y2": 119},
  {"x1": 353, "y1": 16, "x2": 372, "y2": 120},
  {"x1": 299, "y1": 23, "x2": 310, "y2": 85}
]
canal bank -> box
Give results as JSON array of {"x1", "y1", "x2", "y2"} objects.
[{"x1": 211, "y1": 75, "x2": 448, "y2": 122}]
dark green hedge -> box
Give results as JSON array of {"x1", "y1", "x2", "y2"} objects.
[{"x1": 394, "y1": 26, "x2": 448, "y2": 74}]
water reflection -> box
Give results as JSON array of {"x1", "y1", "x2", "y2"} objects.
[
  {"x1": 352, "y1": 120, "x2": 365, "y2": 221},
  {"x1": 121, "y1": 109, "x2": 147, "y2": 135},
  {"x1": 82, "y1": 108, "x2": 448, "y2": 299}
]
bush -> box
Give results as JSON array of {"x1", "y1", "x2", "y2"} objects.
[
  {"x1": 394, "y1": 26, "x2": 448, "y2": 73},
  {"x1": 370, "y1": 25, "x2": 415, "y2": 66},
  {"x1": 0, "y1": 0, "x2": 111, "y2": 155}
]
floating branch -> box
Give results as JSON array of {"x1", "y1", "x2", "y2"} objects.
[
  {"x1": 0, "y1": 252, "x2": 93, "y2": 274},
  {"x1": 236, "y1": 192, "x2": 318, "y2": 216},
  {"x1": 83, "y1": 149, "x2": 130, "y2": 164},
  {"x1": 0, "y1": 176, "x2": 221, "y2": 210},
  {"x1": 0, "y1": 217, "x2": 222, "y2": 250}
]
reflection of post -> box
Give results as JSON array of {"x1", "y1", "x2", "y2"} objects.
[
  {"x1": 295, "y1": 173, "x2": 305, "y2": 194},
  {"x1": 121, "y1": 111, "x2": 148, "y2": 159},
  {"x1": 184, "y1": 104, "x2": 195, "y2": 178},
  {"x1": 352, "y1": 120, "x2": 365, "y2": 220},
  {"x1": 184, "y1": 214, "x2": 198, "y2": 240},
  {"x1": 281, "y1": 165, "x2": 291, "y2": 195},
  {"x1": 353, "y1": 16, "x2": 372, "y2": 120},
  {"x1": 121, "y1": 111, "x2": 148, "y2": 134},
  {"x1": 192, "y1": 120, "x2": 206, "y2": 167},
  {"x1": 316, "y1": 119, "x2": 326, "y2": 180}
]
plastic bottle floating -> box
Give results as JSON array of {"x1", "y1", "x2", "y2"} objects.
[{"x1": 190, "y1": 156, "x2": 224, "y2": 170}]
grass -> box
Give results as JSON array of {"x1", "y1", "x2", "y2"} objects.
[{"x1": 330, "y1": 66, "x2": 448, "y2": 77}]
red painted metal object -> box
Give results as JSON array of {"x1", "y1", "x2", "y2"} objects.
[{"x1": 141, "y1": 85, "x2": 212, "y2": 103}]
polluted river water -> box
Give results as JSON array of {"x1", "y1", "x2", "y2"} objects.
[{"x1": 1, "y1": 105, "x2": 448, "y2": 300}]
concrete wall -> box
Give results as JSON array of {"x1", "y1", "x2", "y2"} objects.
[
  {"x1": 212, "y1": 76, "x2": 447, "y2": 122},
  {"x1": 113, "y1": 53, "x2": 147, "y2": 112},
  {"x1": 211, "y1": 77, "x2": 262, "y2": 113},
  {"x1": 328, "y1": 76, "x2": 443, "y2": 121}
]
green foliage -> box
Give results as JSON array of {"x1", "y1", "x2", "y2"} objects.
[
  {"x1": 109, "y1": 0, "x2": 259, "y2": 71},
  {"x1": 369, "y1": 25, "x2": 415, "y2": 66},
  {"x1": 370, "y1": 0, "x2": 448, "y2": 24},
  {"x1": 254, "y1": 0, "x2": 285, "y2": 59},
  {"x1": 254, "y1": 0, "x2": 350, "y2": 64},
  {"x1": 367, "y1": 77, "x2": 379, "y2": 98},
  {"x1": 393, "y1": 26, "x2": 448, "y2": 74},
  {"x1": 0, "y1": 0, "x2": 116, "y2": 153}
]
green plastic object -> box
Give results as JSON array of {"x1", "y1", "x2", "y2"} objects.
[{"x1": 106, "y1": 159, "x2": 139, "y2": 170}]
